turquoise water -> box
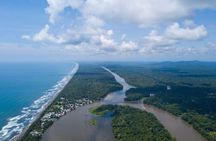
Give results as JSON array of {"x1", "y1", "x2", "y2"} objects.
[{"x1": 0, "y1": 62, "x2": 77, "y2": 140}]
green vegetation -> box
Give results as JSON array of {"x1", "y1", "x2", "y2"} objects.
[
  {"x1": 104, "y1": 61, "x2": 216, "y2": 141},
  {"x1": 21, "y1": 63, "x2": 122, "y2": 141},
  {"x1": 125, "y1": 88, "x2": 150, "y2": 101},
  {"x1": 93, "y1": 105, "x2": 175, "y2": 141},
  {"x1": 88, "y1": 119, "x2": 97, "y2": 126},
  {"x1": 58, "y1": 64, "x2": 122, "y2": 101},
  {"x1": 90, "y1": 106, "x2": 112, "y2": 116}
]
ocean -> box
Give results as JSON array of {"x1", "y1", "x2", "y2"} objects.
[{"x1": 0, "y1": 62, "x2": 78, "y2": 141}]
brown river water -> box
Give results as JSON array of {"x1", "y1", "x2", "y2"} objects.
[{"x1": 41, "y1": 67, "x2": 206, "y2": 141}]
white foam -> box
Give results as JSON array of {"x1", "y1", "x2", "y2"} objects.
[{"x1": 0, "y1": 63, "x2": 79, "y2": 141}]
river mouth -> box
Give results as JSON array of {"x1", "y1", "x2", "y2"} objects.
[
  {"x1": 42, "y1": 67, "x2": 206, "y2": 141},
  {"x1": 41, "y1": 102, "x2": 114, "y2": 141}
]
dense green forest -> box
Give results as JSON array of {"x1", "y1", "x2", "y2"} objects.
[
  {"x1": 103, "y1": 61, "x2": 216, "y2": 141},
  {"x1": 21, "y1": 63, "x2": 122, "y2": 141},
  {"x1": 125, "y1": 88, "x2": 149, "y2": 101},
  {"x1": 58, "y1": 63, "x2": 122, "y2": 101},
  {"x1": 92, "y1": 105, "x2": 175, "y2": 141}
]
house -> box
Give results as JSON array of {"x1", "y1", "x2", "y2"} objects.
[
  {"x1": 150, "y1": 93, "x2": 155, "y2": 97},
  {"x1": 167, "y1": 85, "x2": 171, "y2": 90}
]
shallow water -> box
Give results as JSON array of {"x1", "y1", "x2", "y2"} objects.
[{"x1": 42, "y1": 66, "x2": 206, "y2": 141}]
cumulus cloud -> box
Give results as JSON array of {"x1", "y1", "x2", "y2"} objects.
[
  {"x1": 22, "y1": 0, "x2": 213, "y2": 58},
  {"x1": 45, "y1": 0, "x2": 216, "y2": 26},
  {"x1": 120, "y1": 41, "x2": 138, "y2": 52},
  {"x1": 165, "y1": 22, "x2": 207, "y2": 40},
  {"x1": 143, "y1": 30, "x2": 177, "y2": 47},
  {"x1": 21, "y1": 35, "x2": 31, "y2": 40},
  {"x1": 82, "y1": 0, "x2": 216, "y2": 26},
  {"x1": 30, "y1": 25, "x2": 59, "y2": 43},
  {"x1": 142, "y1": 21, "x2": 207, "y2": 48},
  {"x1": 99, "y1": 35, "x2": 116, "y2": 50},
  {"x1": 46, "y1": 0, "x2": 84, "y2": 23}
]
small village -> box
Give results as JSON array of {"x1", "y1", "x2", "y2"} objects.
[{"x1": 30, "y1": 97, "x2": 94, "y2": 137}]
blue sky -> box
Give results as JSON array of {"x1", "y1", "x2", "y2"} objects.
[
  {"x1": 0, "y1": 0, "x2": 47, "y2": 42},
  {"x1": 0, "y1": 0, "x2": 216, "y2": 62}
]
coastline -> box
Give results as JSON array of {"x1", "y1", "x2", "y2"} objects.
[
  {"x1": 19, "y1": 64, "x2": 123, "y2": 141},
  {"x1": 14, "y1": 63, "x2": 79, "y2": 141},
  {"x1": 17, "y1": 64, "x2": 207, "y2": 141},
  {"x1": 37, "y1": 65, "x2": 206, "y2": 141}
]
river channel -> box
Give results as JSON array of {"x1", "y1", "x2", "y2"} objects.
[{"x1": 42, "y1": 67, "x2": 206, "y2": 141}]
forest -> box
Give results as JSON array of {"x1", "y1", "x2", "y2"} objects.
[
  {"x1": 103, "y1": 61, "x2": 216, "y2": 141},
  {"x1": 92, "y1": 105, "x2": 175, "y2": 141},
  {"x1": 125, "y1": 88, "x2": 149, "y2": 101}
]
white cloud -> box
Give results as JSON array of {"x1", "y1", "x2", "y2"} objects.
[
  {"x1": 23, "y1": 25, "x2": 67, "y2": 44},
  {"x1": 165, "y1": 22, "x2": 207, "y2": 40},
  {"x1": 21, "y1": 0, "x2": 213, "y2": 58},
  {"x1": 99, "y1": 35, "x2": 116, "y2": 49},
  {"x1": 45, "y1": 0, "x2": 216, "y2": 26},
  {"x1": 142, "y1": 21, "x2": 207, "y2": 48},
  {"x1": 143, "y1": 30, "x2": 176, "y2": 47},
  {"x1": 21, "y1": 35, "x2": 31, "y2": 40},
  {"x1": 46, "y1": 0, "x2": 84, "y2": 23},
  {"x1": 120, "y1": 41, "x2": 138, "y2": 51},
  {"x1": 82, "y1": 0, "x2": 216, "y2": 26},
  {"x1": 31, "y1": 24, "x2": 58, "y2": 43},
  {"x1": 107, "y1": 30, "x2": 113, "y2": 36},
  {"x1": 85, "y1": 15, "x2": 105, "y2": 28}
]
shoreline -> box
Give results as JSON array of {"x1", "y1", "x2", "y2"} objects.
[
  {"x1": 18, "y1": 64, "x2": 123, "y2": 141},
  {"x1": 125, "y1": 100, "x2": 206, "y2": 141},
  {"x1": 142, "y1": 102, "x2": 207, "y2": 141},
  {"x1": 19, "y1": 65, "x2": 206, "y2": 141},
  {"x1": 14, "y1": 63, "x2": 79, "y2": 141},
  {"x1": 41, "y1": 102, "x2": 114, "y2": 141}
]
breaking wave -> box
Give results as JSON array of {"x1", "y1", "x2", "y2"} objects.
[{"x1": 0, "y1": 63, "x2": 79, "y2": 141}]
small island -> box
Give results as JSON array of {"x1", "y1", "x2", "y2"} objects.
[
  {"x1": 92, "y1": 105, "x2": 175, "y2": 141},
  {"x1": 106, "y1": 62, "x2": 216, "y2": 141}
]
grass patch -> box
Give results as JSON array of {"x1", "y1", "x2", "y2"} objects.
[{"x1": 88, "y1": 119, "x2": 97, "y2": 126}]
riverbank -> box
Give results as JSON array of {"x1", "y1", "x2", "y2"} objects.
[
  {"x1": 15, "y1": 63, "x2": 79, "y2": 141},
  {"x1": 20, "y1": 64, "x2": 122, "y2": 141},
  {"x1": 41, "y1": 102, "x2": 114, "y2": 141},
  {"x1": 123, "y1": 100, "x2": 206, "y2": 141},
  {"x1": 41, "y1": 66, "x2": 206, "y2": 141},
  {"x1": 92, "y1": 105, "x2": 175, "y2": 141},
  {"x1": 104, "y1": 67, "x2": 206, "y2": 141},
  {"x1": 103, "y1": 62, "x2": 216, "y2": 141}
]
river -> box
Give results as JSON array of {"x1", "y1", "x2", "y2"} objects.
[{"x1": 42, "y1": 67, "x2": 206, "y2": 141}]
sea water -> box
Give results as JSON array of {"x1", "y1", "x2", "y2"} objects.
[{"x1": 0, "y1": 62, "x2": 78, "y2": 141}]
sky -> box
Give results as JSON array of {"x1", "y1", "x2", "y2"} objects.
[{"x1": 0, "y1": 0, "x2": 216, "y2": 62}]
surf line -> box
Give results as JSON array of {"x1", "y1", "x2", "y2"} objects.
[{"x1": 0, "y1": 63, "x2": 79, "y2": 141}]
